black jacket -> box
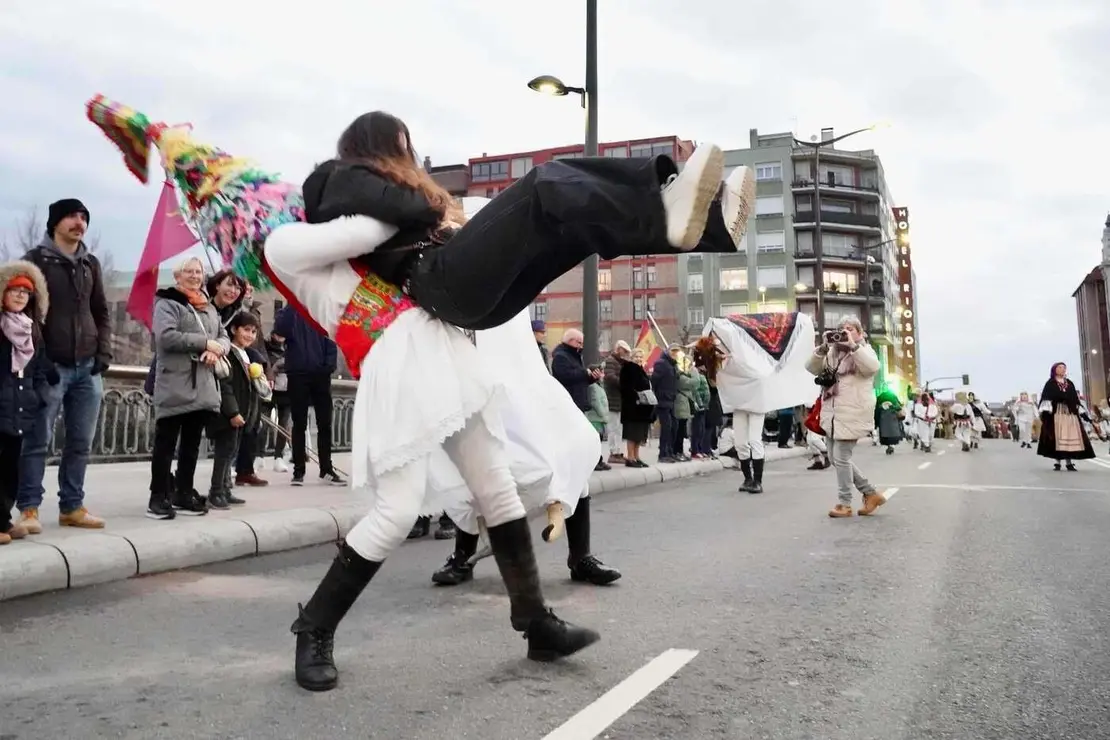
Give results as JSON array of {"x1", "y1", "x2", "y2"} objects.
[
  {"x1": 650, "y1": 354, "x2": 678, "y2": 409},
  {"x1": 551, "y1": 342, "x2": 593, "y2": 412},
  {"x1": 273, "y1": 307, "x2": 337, "y2": 376},
  {"x1": 23, "y1": 242, "x2": 111, "y2": 369},
  {"x1": 0, "y1": 337, "x2": 56, "y2": 437},
  {"x1": 210, "y1": 347, "x2": 261, "y2": 435},
  {"x1": 619, "y1": 361, "x2": 654, "y2": 425}
]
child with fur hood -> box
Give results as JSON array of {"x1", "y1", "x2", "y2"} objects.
[{"x1": 0, "y1": 261, "x2": 58, "y2": 544}]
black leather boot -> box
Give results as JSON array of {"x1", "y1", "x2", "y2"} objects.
[
  {"x1": 565, "y1": 497, "x2": 621, "y2": 585},
  {"x1": 738, "y1": 459, "x2": 754, "y2": 492},
  {"x1": 435, "y1": 513, "x2": 457, "y2": 540},
  {"x1": 407, "y1": 515, "x2": 431, "y2": 540},
  {"x1": 432, "y1": 529, "x2": 479, "y2": 586},
  {"x1": 486, "y1": 517, "x2": 600, "y2": 661},
  {"x1": 290, "y1": 541, "x2": 382, "y2": 691},
  {"x1": 749, "y1": 458, "x2": 765, "y2": 494}
]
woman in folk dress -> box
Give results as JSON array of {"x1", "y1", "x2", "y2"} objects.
[{"x1": 1035, "y1": 362, "x2": 1095, "y2": 471}]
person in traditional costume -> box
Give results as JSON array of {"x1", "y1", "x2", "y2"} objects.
[
  {"x1": 951, "y1": 392, "x2": 974, "y2": 452},
  {"x1": 1011, "y1": 391, "x2": 1037, "y2": 449},
  {"x1": 912, "y1": 391, "x2": 938, "y2": 453},
  {"x1": 85, "y1": 97, "x2": 757, "y2": 692},
  {"x1": 1036, "y1": 363, "x2": 1095, "y2": 470},
  {"x1": 700, "y1": 311, "x2": 816, "y2": 494},
  {"x1": 966, "y1": 391, "x2": 989, "y2": 448},
  {"x1": 875, "y1": 389, "x2": 903, "y2": 455}
]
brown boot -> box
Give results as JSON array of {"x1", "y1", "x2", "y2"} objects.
[
  {"x1": 59, "y1": 507, "x2": 105, "y2": 529},
  {"x1": 858, "y1": 492, "x2": 887, "y2": 516},
  {"x1": 828, "y1": 504, "x2": 853, "y2": 518},
  {"x1": 19, "y1": 508, "x2": 43, "y2": 535}
]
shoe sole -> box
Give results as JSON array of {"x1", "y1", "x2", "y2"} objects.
[
  {"x1": 145, "y1": 511, "x2": 175, "y2": 520},
  {"x1": 297, "y1": 678, "x2": 338, "y2": 692},
  {"x1": 722, "y1": 165, "x2": 756, "y2": 248},
  {"x1": 527, "y1": 631, "x2": 602, "y2": 662},
  {"x1": 432, "y1": 570, "x2": 474, "y2": 586},
  {"x1": 668, "y1": 144, "x2": 724, "y2": 250},
  {"x1": 570, "y1": 570, "x2": 623, "y2": 585},
  {"x1": 172, "y1": 508, "x2": 208, "y2": 516}
]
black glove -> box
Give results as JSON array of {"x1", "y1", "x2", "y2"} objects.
[{"x1": 92, "y1": 359, "x2": 110, "y2": 376}]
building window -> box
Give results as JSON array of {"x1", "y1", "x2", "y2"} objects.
[
  {"x1": 756, "y1": 230, "x2": 785, "y2": 253},
  {"x1": 687, "y1": 307, "x2": 705, "y2": 326},
  {"x1": 630, "y1": 141, "x2": 674, "y2": 158},
  {"x1": 633, "y1": 266, "x2": 645, "y2": 289},
  {"x1": 510, "y1": 157, "x2": 533, "y2": 178},
  {"x1": 600, "y1": 298, "x2": 613, "y2": 321},
  {"x1": 646, "y1": 295, "x2": 657, "y2": 315},
  {"x1": 633, "y1": 296, "x2": 644, "y2": 320},
  {"x1": 824, "y1": 304, "x2": 861, "y2": 327},
  {"x1": 552, "y1": 151, "x2": 583, "y2": 160},
  {"x1": 531, "y1": 301, "x2": 548, "y2": 322},
  {"x1": 604, "y1": 146, "x2": 629, "y2": 158},
  {"x1": 755, "y1": 162, "x2": 782, "y2": 181},
  {"x1": 755, "y1": 196, "x2": 784, "y2": 216},
  {"x1": 757, "y1": 266, "x2": 786, "y2": 289},
  {"x1": 598, "y1": 268, "x2": 612, "y2": 291},
  {"x1": 720, "y1": 303, "x2": 748, "y2": 316},
  {"x1": 824, "y1": 269, "x2": 859, "y2": 293},
  {"x1": 758, "y1": 301, "x2": 789, "y2": 313},
  {"x1": 471, "y1": 162, "x2": 491, "y2": 182},
  {"x1": 687, "y1": 273, "x2": 704, "y2": 294},
  {"x1": 646, "y1": 264, "x2": 657, "y2": 286},
  {"x1": 822, "y1": 198, "x2": 853, "y2": 214},
  {"x1": 720, "y1": 268, "x2": 749, "y2": 291},
  {"x1": 489, "y1": 160, "x2": 508, "y2": 179}
]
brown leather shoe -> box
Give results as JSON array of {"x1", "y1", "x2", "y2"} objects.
[
  {"x1": 828, "y1": 504, "x2": 853, "y2": 518},
  {"x1": 235, "y1": 474, "x2": 270, "y2": 487},
  {"x1": 858, "y1": 492, "x2": 888, "y2": 516},
  {"x1": 5, "y1": 522, "x2": 29, "y2": 539},
  {"x1": 59, "y1": 508, "x2": 106, "y2": 529},
  {"x1": 19, "y1": 508, "x2": 43, "y2": 535}
]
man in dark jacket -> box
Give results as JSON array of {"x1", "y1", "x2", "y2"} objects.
[
  {"x1": 551, "y1": 329, "x2": 607, "y2": 471},
  {"x1": 532, "y1": 320, "x2": 550, "y2": 372},
  {"x1": 651, "y1": 345, "x2": 681, "y2": 463},
  {"x1": 17, "y1": 199, "x2": 110, "y2": 531},
  {"x1": 273, "y1": 306, "x2": 344, "y2": 486}
]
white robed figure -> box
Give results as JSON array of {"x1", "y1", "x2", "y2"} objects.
[
  {"x1": 913, "y1": 393, "x2": 938, "y2": 453},
  {"x1": 952, "y1": 392, "x2": 974, "y2": 451},
  {"x1": 1012, "y1": 392, "x2": 1037, "y2": 448}
]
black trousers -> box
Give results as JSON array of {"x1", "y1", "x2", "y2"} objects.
[
  {"x1": 269, "y1": 391, "x2": 293, "y2": 458},
  {"x1": 235, "y1": 418, "x2": 260, "y2": 476},
  {"x1": 0, "y1": 432, "x2": 21, "y2": 531},
  {"x1": 657, "y1": 408, "x2": 677, "y2": 459},
  {"x1": 151, "y1": 410, "x2": 209, "y2": 497},
  {"x1": 289, "y1": 371, "x2": 333, "y2": 477},
  {"x1": 405, "y1": 156, "x2": 737, "y2": 331},
  {"x1": 210, "y1": 427, "x2": 241, "y2": 496}
]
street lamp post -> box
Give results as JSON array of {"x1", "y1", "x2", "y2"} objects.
[
  {"x1": 526, "y1": 0, "x2": 601, "y2": 363},
  {"x1": 793, "y1": 124, "x2": 886, "y2": 335}
]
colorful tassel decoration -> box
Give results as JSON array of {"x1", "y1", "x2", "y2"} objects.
[{"x1": 86, "y1": 94, "x2": 305, "y2": 290}]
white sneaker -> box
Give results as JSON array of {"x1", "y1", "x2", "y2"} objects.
[
  {"x1": 272, "y1": 458, "x2": 289, "y2": 472},
  {"x1": 720, "y1": 165, "x2": 756, "y2": 249},
  {"x1": 661, "y1": 143, "x2": 724, "y2": 250}
]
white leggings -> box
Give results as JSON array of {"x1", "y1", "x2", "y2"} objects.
[
  {"x1": 733, "y1": 411, "x2": 766, "y2": 461},
  {"x1": 345, "y1": 415, "x2": 526, "y2": 562}
]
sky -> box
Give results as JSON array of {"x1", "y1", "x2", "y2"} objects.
[{"x1": 1, "y1": 0, "x2": 1107, "y2": 401}]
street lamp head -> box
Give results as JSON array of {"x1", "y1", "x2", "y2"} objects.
[
  {"x1": 527, "y1": 75, "x2": 569, "y2": 96},
  {"x1": 868, "y1": 121, "x2": 893, "y2": 132}
]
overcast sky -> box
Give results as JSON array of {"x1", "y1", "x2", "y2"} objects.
[{"x1": 1, "y1": 0, "x2": 1107, "y2": 400}]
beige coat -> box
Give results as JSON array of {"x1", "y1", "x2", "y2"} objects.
[{"x1": 805, "y1": 343, "x2": 881, "y2": 440}]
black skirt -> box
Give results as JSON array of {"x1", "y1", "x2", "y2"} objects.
[{"x1": 623, "y1": 421, "x2": 651, "y2": 445}]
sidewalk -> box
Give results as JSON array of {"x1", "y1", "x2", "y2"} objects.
[{"x1": 0, "y1": 444, "x2": 808, "y2": 601}]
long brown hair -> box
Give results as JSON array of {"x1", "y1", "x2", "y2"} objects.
[{"x1": 337, "y1": 111, "x2": 464, "y2": 224}]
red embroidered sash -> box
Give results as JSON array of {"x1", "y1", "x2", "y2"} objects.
[{"x1": 333, "y1": 261, "x2": 417, "y2": 379}]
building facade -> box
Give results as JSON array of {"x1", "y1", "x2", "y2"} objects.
[
  {"x1": 1072, "y1": 214, "x2": 1110, "y2": 404},
  {"x1": 679, "y1": 127, "x2": 911, "y2": 394},
  {"x1": 466, "y1": 136, "x2": 695, "y2": 350}
]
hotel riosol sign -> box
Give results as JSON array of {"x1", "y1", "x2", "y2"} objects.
[{"x1": 891, "y1": 206, "x2": 917, "y2": 387}]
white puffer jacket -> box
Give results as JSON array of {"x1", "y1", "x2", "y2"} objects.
[{"x1": 805, "y1": 343, "x2": 880, "y2": 441}]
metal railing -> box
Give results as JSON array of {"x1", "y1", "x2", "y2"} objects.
[{"x1": 47, "y1": 366, "x2": 358, "y2": 463}]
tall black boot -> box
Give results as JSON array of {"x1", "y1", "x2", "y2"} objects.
[
  {"x1": 564, "y1": 497, "x2": 622, "y2": 586},
  {"x1": 290, "y1": 541, "x2": 382, "y2": 691},
  {"x1": 738, "y1": 459, "x2": 754, "y2": 492},
  {"x1": 485, "y1": 517, "x2": 601, "y2": 662},
  {"x1": 407, "y1": 515, "x2": 431, "y2": 540},
  {"x1": 749, "y1": 458, "x2": 764, "y2": 494},
  {"x1": 432, "y1": 529, "x2": 480, "y2": 586}
]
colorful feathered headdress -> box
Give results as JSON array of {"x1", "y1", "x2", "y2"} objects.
[
  {"x1": 691, "y1": 335, "x2": 725, "y2": 382},
  {"x1": 85, "y1": 94, "x2": 305, "y2": 289}
]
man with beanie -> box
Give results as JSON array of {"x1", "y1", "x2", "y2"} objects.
[
  {"x1": 17, "y1": 198, "x2": 109, "y2": 531},
  {"x1": 532, "y1": 320, "x2": 550, "y2": 372}
]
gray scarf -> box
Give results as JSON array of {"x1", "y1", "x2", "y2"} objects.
[{"x1": 1, "y1": 311, "x2": 34, "y2": 373}]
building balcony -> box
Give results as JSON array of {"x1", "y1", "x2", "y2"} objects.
[
  {"x1": 793, "y1": 211, "x2": 882, "y2": 231},
  {"x1": 791, "y1": 178, "x2": 881, "y2": 200},
  {"x1": 794, "y1": 286, "x2": 884, "y2": 303},
  {"x1": 791, "y1": 146, "x2": 878, "y2": 166}
]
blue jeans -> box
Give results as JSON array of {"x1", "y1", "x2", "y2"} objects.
[{"x1": 18, "y1": 359, "x2": 103, "y2": 513}]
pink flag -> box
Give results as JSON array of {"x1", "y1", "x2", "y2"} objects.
[{"x1": 127, "y1": 181, "x2": 197, "y2": 329}]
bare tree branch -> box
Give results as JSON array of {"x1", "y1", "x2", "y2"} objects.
[{"x1": 15, "y1": 207, "x2": 44, "y2": 253}]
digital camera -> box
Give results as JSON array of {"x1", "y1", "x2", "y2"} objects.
[
  {"x1": 814, "y1": 368, "x2": 838, "y2": 389},
  {"x1": 824, "y1": 330, "x2": 848, "y2": 344}
]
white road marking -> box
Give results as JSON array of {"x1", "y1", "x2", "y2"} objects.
[
  {"x1": 889, "y1": 483, "x2": 1109, "y2": 493},
  {"x1": 1090, "y1": 458, "x2": 1110, "y2": 469},
  {"x1": 541, "y1": 649, "x2": 699, "y2": 740},
  {"x1": 884, "y1": 487, "x2": 900, "y2": 500},
  {"x1": 917, "y1": 462, "x2": 932, "y2": 470},
  {"x1": 937, "y1": 450, "x2": 946, "y2": 456}
]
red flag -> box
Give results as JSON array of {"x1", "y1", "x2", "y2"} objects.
[
  {"x1": 634, "y1": 319, "x2": 663, "y2": 369},
  {"x1": 127, "y1": 181, "x2": 197, "y2": 329}
]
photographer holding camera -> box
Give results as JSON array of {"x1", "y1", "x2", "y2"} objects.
[{"x1": 805, "y1": 317, "x2": 887, "y2": 518}]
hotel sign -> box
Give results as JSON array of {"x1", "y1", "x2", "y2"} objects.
[{"x1": 891, "y1": 206, "x2": 918, "y2": 388}]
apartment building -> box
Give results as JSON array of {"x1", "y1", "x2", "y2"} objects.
[
  {"x1": 1072, "y1": 214, "x2": 1110, "y2": 404},
  {"x1": 466, "y1": 136, "x2": 695, "y2": 350},
  {"x1": 679, "y1": 127, "x2": 911, "y2": 390}
]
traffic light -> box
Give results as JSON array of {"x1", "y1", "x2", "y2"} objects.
[{"x1": 962, "y1": 374, "x2": 970, "y2": 385}]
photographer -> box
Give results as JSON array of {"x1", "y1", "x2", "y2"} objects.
[{"x1": 805, "y1": 317, "x2": 886, "y2": 518}]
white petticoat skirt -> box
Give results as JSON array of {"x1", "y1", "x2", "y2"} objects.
[{"x1": 350, "y1": 308, "x2": 597, "y2": 535}]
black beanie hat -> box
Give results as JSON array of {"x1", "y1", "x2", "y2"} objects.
[{"x1": 46, "y1": 198, "x2": 90, "y2": 237}]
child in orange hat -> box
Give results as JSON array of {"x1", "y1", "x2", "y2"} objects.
[{"x1": 0, "y1": 262, "x2": 58, "y2": 544}]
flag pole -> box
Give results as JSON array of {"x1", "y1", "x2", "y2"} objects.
[{"x1": 647, "y1": 311, "x2": 669, "y2": 347}]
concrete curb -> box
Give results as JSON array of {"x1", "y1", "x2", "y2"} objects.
[{"x1": 0, "y1": 447, "x2": 808, "y2": 602}]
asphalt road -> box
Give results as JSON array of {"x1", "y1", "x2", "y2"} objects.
[{"x1": 2, "y1": 438, "x2": 1110, "y2": 740}]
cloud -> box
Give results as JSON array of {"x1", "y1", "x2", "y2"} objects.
[{"x1": 2, "y1": 0, "x2": 1108, "y2": 400}]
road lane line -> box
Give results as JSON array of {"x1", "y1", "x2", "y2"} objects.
[
  {"x1": 1089, "y1": 458, "x2": 1110, "y2": 469},
  {"x1": 541, "y1": 649, "x2": 699, "y2": 740},
  {"x1": 917, "y1": 462, "x2": 932, "y2": 470},
  {"x1": 884, "y1": 487, "x2": 900, "y2": 499},
  {"x1": 937, "y1": 450, "x2": 946, "y2": 456}
]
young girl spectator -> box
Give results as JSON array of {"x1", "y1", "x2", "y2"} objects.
[{"x1": 0, "y1": 262, "x2": 56, "y2": 544}]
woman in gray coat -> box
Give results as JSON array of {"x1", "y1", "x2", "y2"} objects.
[{"x1": 146, "y1": 257, "x2": 230, "y2": 520}]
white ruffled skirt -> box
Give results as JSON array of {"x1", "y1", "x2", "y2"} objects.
[{"x1": 350, "y1": 308, "x2": 597, "y2": 534}]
